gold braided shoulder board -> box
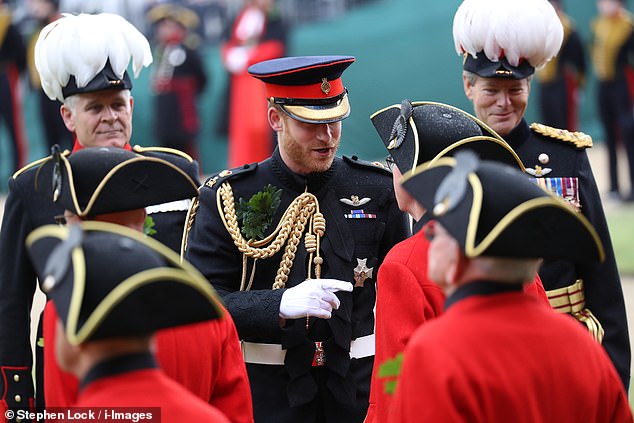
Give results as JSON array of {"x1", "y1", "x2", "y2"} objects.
[{"x1": 529, "y1": 123, "x2": 593, "y2": 149}]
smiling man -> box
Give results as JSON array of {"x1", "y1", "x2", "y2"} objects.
[
  {"x1": 184, "y1": 55, "x2": 410, "y2": 423},
  {"x1": 455, "y1": 0, "x2": 630, "y2": 390}
]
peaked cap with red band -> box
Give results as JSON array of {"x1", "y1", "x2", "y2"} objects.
[{"x1": 248, "y1": 55, "x2": 355, "y2": 124}]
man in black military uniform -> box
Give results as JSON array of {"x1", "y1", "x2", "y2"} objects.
[
  {"x1": 147, "y1": 3, "x2": 208, "y2": 163},
  {"x1": 454, "y1": 0, "x2": 630, "y2": 389},
  {"x1": 0, "y1": 13, "x2": 201, "y2": 418},
  {"x1": 591, "y1": 0, "x2": 634, "y2": 201},
  {"x1": 184, "y1": 55, "x2": 410, "y2": 422},
  {"x1": 536, "y1": 0, "x2": 587, "y2": 131}
]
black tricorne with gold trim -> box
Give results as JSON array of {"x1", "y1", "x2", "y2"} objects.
[
  {"x1": 25, "y1": 221, "x2": 224, "y2": 345},
  {"x1": 184, "y1": 147, "x2": 409, "y2": 422},
  {"x1": 401, "y1": 152, "x2": 604, "y2": 262},
  {"x1": 370, "y1": 100, "x2": 524, "y2": 174}
]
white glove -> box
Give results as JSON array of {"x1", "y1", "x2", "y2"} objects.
[
  {"x1": 279, "y1": 278, "x2": 353, "y2": 319},
  {"x1": 225, "y1": 46, "x2": 249, "y2": 74}
]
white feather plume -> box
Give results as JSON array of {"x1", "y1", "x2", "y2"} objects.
[
  {"x1": 453, "y1": 0, "x2": 563, "y2": 70},
  {"x1": 34, "y1": 13, "x2": 153, "y2": 101}
]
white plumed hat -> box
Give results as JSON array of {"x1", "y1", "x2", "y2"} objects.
[
  {"x1": 34, "y1": 13, "x2": 153, "y2": 102},
  {"x1": 453, "y1": 0, "x2": 563, "y2": 78}
]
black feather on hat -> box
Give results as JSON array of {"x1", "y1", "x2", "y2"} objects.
[
  {"x1": 26, "y1": 221, "x2": 224, "y2": 345},
  {"x1": 371, "y1": 100, "x2": 524, "y2": 174},
  {"x1": 401, "y1": 151, "x2": 604, "y2": 262}
]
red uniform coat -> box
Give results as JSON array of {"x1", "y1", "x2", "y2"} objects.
[
  {"x1": 43, "y1": 302, "x2": 253, "y2": 423},
  {"x1": 389, "y1": 284, "x2": 632, "y2": 423},
  {"x1": 366, "y1": 230, "x2": 550, "y2": 423},
  {"x1": 221, "y1": 6, "x2": 286, "y2": 168},
  {"x1": 75, "y1": 353, "x2": 229, "y2": 422}
]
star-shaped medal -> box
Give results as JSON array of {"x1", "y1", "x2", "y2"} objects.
[{"x1": 353, "y1": 258, "x2": 374, "y2": 287}]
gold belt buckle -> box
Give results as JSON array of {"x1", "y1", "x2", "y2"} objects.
[{"x1": 312, "y1": 341, "x2": 326, "y2": 366}]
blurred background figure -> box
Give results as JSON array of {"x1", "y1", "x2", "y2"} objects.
[
  {"x1": 591, "y1": 0, "x2": 634, "y2": 202},
  {"x1": 0, "y1": 0, "x2": 28, "y2": 173},
  {"x1": 220, "y1": 0, "x2": 287, "y2": 168},
  {"x1": 147, "y1": 3, "x2": 208, "y2": 165},
  {"x1": 25, "y1": 0, "x2": 73, "y2": 153},
  {"x1": 536, "y1": 0, "x2": 586, "y2": 131}
]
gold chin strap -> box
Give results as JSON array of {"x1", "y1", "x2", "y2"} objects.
[
  {"x1": 217, "y1": 182, "x2": 325, "y2": 291},
  {"x1": 546, "y1": 279, "x2": 604, "y2": 343}
]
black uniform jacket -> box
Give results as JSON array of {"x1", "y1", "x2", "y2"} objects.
[
  {"x1": 185, "y1": 148, "x2": 409, "y2": 409},
  {"x1": 0, "y1": 146, "x2": 199, "y2": 418},
  {"x1": 506, "y1": 119, "x2": 630, "y2": 390}
]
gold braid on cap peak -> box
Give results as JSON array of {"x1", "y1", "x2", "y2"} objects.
[
  {"x1": 530, "y1": 123, "x2": 593, "y2": 149},
  {"x1": 217, "y1": 182, "x2": 325, "y2": 291}
]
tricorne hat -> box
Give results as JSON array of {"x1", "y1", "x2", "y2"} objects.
[
  {"x1": 453, "y1": 0, "x2": 563, "y2": 79},
  {"x1": 371, "y1": 100, "x2": 524, "y2": 174},
  {"x1": 26, "y1": 221, "x2": 224, "y2": 345},
  {"x1": 248, "y1": 55, "x2": 355, "y2": 124},
  {"x1": 34, "y1": 12, "x2": 152, "y2": 102},
  {"x1": 401, "y1": 151, "x2": 604, "y2": 262},
  {"x1": 34, "y1": 146, "x2": 199, "y2": 218}
]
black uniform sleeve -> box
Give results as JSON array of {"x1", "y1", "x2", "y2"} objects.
[
  {"x1": 185, "y1": 184, "x2": 284, "y2": 339},
  {"x1": 1, "y1": 23, "x2": 26, "y2": 73},
  {"x1": 562, "y1": 30, "x2": 586, "y2": 83},
  {"x1": 0, "y1": 178, "x2": 37, "y2": 415}
]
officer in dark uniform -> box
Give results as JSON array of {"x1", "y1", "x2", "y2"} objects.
[
  {"x1": 536, "y1": 0, "x2": 586, "y2": 131},
  {"x1": 0, "y1": 1, "x2": 28, "y2": 172},
  {"x1": 25, "y1": 222, "x2": 230, "y2": 422},
  {"x1": 184, "y1": 56, "x2": 410, "y2": 422},
  {"x1": 0, "y1": 13, "x2": 202, "y2": 419},
  {"x1": 591, "y1": 0, "x2": 634, "y2": 201},
  {"x1": 147, "y1": 3, "x2": 208, "y2": 163},
  {"x1": 454, "y1": 0, "x2": 630, "y2": 389}
]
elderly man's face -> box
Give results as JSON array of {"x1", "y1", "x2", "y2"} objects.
[
  {"x1": 463, "y1": 75, "x2": 530, "y2": 137},
  {"x1": 269, "y1": 107, "x2": 341, "y2": 175},
  {"x1": 61, "y1": 90, "x2": 133, "y2": 149}
]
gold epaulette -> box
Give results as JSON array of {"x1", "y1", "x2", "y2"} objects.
[
  {"x1": 12, "y1": 150, "x2": 71, "y2": 180},
  {"x1": 530, "y1": 123, "x2": 593, "y2": 149},
  {"x1": 132, "y1": 145, "x2": 193, "y2": 162}
]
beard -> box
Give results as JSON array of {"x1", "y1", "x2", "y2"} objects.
[{"x1": 279, "y1": 126, "x2": 340, "y2": 175}]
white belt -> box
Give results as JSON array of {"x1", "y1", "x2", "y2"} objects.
[{"x1": 241, "y1": 334, "x2": 375, "y2": 365}]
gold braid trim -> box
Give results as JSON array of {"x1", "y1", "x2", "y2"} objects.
[
  {"x1": 180, "y1": 196, "x2": 200, "y2": 262},
  {"x1": 546, "y1": 279, "x2": 604, "y2": 343},
  {"x1": 217, "y1": 182, "x2": 325, "y2": 290}
]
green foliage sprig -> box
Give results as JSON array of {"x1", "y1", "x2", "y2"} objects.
[
  {"x1": 143, "y1": 216, "x2": 157, "y2": 236},
  {"x1": 236, "y1": 184, "x2": 283, "y2": 241},
  {"x1": 378, "y1": 352, "x2": 404, "y2": 395}
]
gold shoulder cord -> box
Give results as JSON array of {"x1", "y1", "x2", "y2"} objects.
[
  {"x1": 180, "y1": 196, "x2": 200, "y2": 262},
  {"x1": 217, "y1": 182, "x2": 325, "y2": 291}
]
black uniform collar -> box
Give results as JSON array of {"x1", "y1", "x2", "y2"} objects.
[
  {"x1": 444, "y1": 280, "x2": 524, "y2": 311},
  {"x1": 412, "y1": 213, "x2": 432, "y2": 235},
  {"x1": 271, "y1": 147, "x2": 337, "y2": 193},
  {"x1": 80, "y1": 352, "x2": 157, "y2": 390},
  {"x1": 503, "y1": 119, "x2": 531, "y2": 149}
]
